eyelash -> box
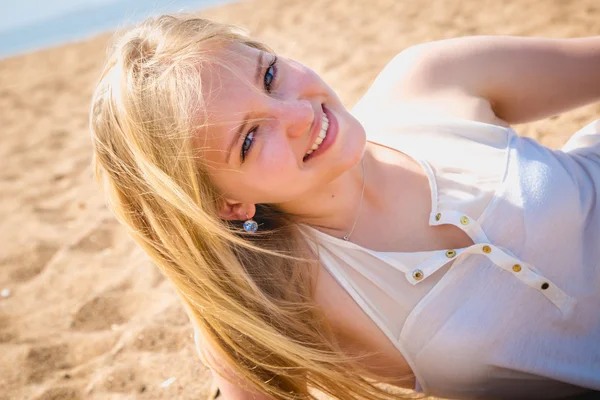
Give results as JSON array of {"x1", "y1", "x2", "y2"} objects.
[{"x1": 240, "y1": 56, "x2": 278, "y2": 163}]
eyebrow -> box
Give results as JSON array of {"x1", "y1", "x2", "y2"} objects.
[{"x1": 226, "y1": 51, "x2": 264, "y2": 164}]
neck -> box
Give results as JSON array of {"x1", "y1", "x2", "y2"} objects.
[{"x1": 276, "y1": 142, "x2": 382, "y2": 239}]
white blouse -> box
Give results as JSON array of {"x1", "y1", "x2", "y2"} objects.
[{"x1": 300, "y1": 117, "x2": 600, "y2": 399}]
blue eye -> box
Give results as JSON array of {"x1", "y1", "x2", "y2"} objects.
[
  {"x1": 241, "y1": 128, "x2": 255, "y2": 162},
  {"x1": 264, "y1": 56, "x2": 277, "y2": 92},
  {"x1": 239, "y1": 56, "x2": 277, "y2": 164}
]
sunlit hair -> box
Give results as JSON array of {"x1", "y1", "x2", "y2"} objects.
[{"x1": 89, "y1": 13, "x2": 415, "y2": 399}]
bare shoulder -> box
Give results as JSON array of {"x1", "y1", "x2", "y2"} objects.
[{"x1": 352, "y1": 44, "x2": 510, "y2": 128}]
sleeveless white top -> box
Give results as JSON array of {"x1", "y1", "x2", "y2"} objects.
[{"x1": 300, "y1": 117, "x2": 600, "y2": 399}]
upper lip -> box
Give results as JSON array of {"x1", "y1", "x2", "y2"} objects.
[{"x1": 305, "y1": 104, "x2": 324, "y2": 156}]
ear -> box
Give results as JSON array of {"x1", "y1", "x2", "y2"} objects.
[{"x1": 217, "y1": 198, "x2": 256, "y2": 221}]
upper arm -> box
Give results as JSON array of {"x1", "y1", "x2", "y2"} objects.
[
  {"x1": 351, "y1": 44, "x2": 436, "y2": 110},
  {"x1": 182, "y1": 297, "x2": 275, "y2": 400},
  {"x1": 413, "y1": 36, "x2": 600, "y2": 123},
  {"x1": 193, "y1": 326, "x2": 276, "y2": 400},
  {"x1": 355, "y1": 36, "x2": 600, "y2": 125},
  {"x1": 352, "y1": 44, "x2": 509, "y2": 127}
]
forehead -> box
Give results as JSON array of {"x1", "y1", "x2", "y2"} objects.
[
  {"x1": 201, "y1": 44, "x2": 262, "y2": 119},
  {"x1": 194, "y1": 43, "x2": 262, "y2": 163}
]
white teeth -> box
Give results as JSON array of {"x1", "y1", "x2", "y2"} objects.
[{"x1": 305, "y1": 111, "x2": 329, "y2": 159}]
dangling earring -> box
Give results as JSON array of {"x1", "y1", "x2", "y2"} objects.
[{"x1": 243, "y1": 214, "x2": 258, "y2": 233}]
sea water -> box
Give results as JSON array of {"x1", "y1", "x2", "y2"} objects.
[{"x1": 0, "y1": 0, "x2": 238, "y2": 58}]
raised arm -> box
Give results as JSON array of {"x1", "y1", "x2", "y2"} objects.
[{"x1": 362, "y1": 36, "x2": 600, "y2": 125}]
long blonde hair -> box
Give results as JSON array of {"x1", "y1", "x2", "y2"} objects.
[{"x1": 90, "y1": 14, "x2": 414, "y2": 400}]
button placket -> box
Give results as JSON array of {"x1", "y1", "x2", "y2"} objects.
[
  {"x1": 406, "y1": 248, "x2": 466, "y2": 285},
  {"x1": 412, "y1": 269, "x2": 424, "y2": 281},
  {"x1": 431, "y1": 211, "x2": 443, "y2": 224},
  {"x1": 515, "y1": 264, "x2": 572, "y2": 312},
  {"x1": 480, "y1": 244, "x2": 572, "y2": 312},
  {"x1": 427, "y1": 210, "x2": 571, "y2": 311},
  {"x1": 431, "y1": 210, "x2": 490, "y2": 243}
]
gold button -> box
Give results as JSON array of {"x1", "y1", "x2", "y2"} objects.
[
  {"x1": 412, "y1": 269, "x2": 424, "y2": 281},
  {"x1": 460, "y1": 216, "x2": 469, "y2": 225},
  {"x1": 482, "y1": 245, "x2": 492, "y2": 254},
  {"x1": 512, "y1": 264, "x2": 522, "y2": 272},
  {"x1": 435, "y1": 213, "x2": 442, "y2": 221},
  {"x1": 445, "y1": 249, "x2": 456, "y2": 258}
]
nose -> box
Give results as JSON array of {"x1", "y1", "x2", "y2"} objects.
[{"x1": 271, "y1": 98, "x2": 315, "y2": 139}]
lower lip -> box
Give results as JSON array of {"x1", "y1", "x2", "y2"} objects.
[{"x1": 304, "y1": 105, "x2": 338, "y2": 162}]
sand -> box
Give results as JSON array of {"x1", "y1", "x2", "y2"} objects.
[{"x1": 0, "y1": 0, "x2": 599, "y2": 399}]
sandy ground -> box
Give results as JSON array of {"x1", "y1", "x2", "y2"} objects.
[{"x1": 1, "y1": 0, "x2": 599, "y2": 399}]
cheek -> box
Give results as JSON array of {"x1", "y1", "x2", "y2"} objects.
[
  {"x1": 285, "y1": 61, "x2": 322, "y2": 90},
  {"x1": 259, "y1": 137, "x2": 298, "y2": 178}
]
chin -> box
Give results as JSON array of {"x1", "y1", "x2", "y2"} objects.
[
  {"x1": 344, "y1": 119, "x2": 367, "y2": 164},
  {"x1": 330, "y1": 121, "x2": 366, "y2": 177}
]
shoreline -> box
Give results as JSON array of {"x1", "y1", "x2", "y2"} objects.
[{"x1": 0, "y1": 0, "x2": 240, "y2": 60}]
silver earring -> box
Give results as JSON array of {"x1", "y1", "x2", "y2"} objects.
[{"x1": 243, "y1": 214, "x2": 258, "y2": 233}]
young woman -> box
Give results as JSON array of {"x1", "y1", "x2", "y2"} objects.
[{"x1": 89, "y1": 14, "x2": 600, "y2": 400}]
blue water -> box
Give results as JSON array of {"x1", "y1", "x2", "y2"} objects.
[{"x1": 0, "y1": 0, "x2": 238, "y2": 59}]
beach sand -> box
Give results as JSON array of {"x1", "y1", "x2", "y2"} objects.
[{"x1": 1, "y1": 0, "x2": 599, "y2": 399}]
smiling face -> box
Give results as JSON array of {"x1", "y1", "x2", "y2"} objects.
[{"x1": 196, "y1": 43, "x2": 366, "y2": 219}]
